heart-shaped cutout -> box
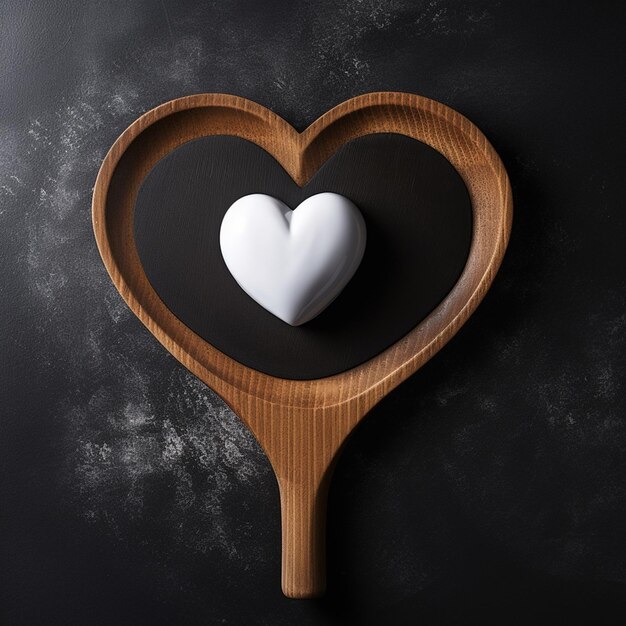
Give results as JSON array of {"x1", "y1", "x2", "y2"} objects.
[
  {"x1": 133, "y1": 132, "x2": 473, "y2": 380},
  {"x1": 220, "y1": 192, "x2": 366, "y2": 326},
  {"x1": 93, "y1": 93, "x2": 512, "y2": 598}
]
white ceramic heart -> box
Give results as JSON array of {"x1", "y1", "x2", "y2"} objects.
[{"x1": 219, "y1": 192, "x2": 367, "y2": 326}]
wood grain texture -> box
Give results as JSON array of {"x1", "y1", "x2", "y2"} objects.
[{"x1": 92, "y1": 92, "x2": 512, "y2": 598}]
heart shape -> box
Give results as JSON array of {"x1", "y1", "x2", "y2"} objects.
[
  {"x1": 133, "y1": 132, "x2": 473, "y2": 380},
  {"x1": 220, "y1": 192, "x2": 366, "y2": 326},
  {"x1": 93, "y1": 93, "x2": 512, "y2": 598}
]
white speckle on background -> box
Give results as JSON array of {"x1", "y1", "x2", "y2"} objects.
[{"x1": 0, "y1": 31, "x2": 272, "y2": 564}]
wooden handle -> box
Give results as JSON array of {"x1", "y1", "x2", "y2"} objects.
[
  {"x1": 239, "y1": 404, "x2": 356, "y2": 599},
  {"x1": 261, "y1": 408, "x2": 348, "y2": 599},
  {"x1": 278, "y1": 471, "x2": 331, "y2": 598}
]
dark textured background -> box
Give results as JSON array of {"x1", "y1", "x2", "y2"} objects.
[{"x1": 1, "y1": 1, "x2": 625, "y2": 624}]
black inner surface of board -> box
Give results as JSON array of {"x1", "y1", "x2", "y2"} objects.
[{"x1": 134, "y1": 133, "x2": 472, "y2": 380}]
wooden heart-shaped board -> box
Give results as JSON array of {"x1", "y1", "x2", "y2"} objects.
[{"x1": 92, "y1": 92, "x2": 512, "y2": 598}]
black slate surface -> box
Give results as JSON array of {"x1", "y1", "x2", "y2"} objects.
[
  {"x1": 134, "y1": 133, "x2": 472, "y2": 379},
  {"x1": 1, "y1": 1, "x2": 625, "y2": 625}
]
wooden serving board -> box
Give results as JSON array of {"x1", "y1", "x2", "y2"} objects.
[{"x1": 92, "y1": 92, "x2": 512, "y2": 598}]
